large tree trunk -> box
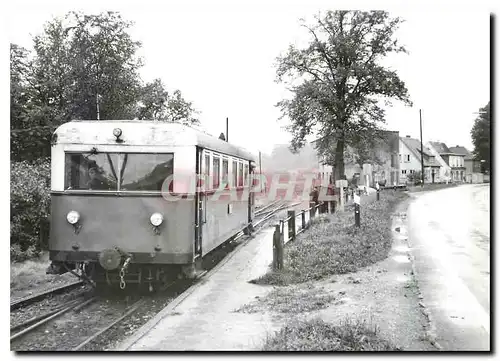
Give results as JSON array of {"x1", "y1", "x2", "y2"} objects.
[{"x1": 334, "y1": 137, "x2": 345, "y2": 180}]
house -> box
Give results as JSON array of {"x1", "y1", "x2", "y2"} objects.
[
  {"x1": 429, "y1": 142, "x2": 466, "y2": 182},
  {"x1": 426, "y1": 142, "x2": 452, "y2": 182},
  {"x1": 399, "y1": 136, "x2": 441, "y2": 183},
  {"x1": 313, "y1": 130, "x2": 400, "y2": 187},
  {"x1": 448, "y1": 145, "x2": 482, "y2": 183}
]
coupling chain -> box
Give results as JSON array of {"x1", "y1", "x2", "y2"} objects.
[{"x1": 119, "y1": 256, "x2": 132, "y2": 290}]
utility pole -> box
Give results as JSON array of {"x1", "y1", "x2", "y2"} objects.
[
  {"x1": 226, "y1": 117, "x2": 229, "y2": 142},
  {"x1": 420, "y1": 109, "x2": 424, "y2": 187},
  {"x1": 96, "y1": 93, "x2": 101, "y2": 120}
]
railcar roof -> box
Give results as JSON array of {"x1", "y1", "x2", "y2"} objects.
[{"x1": 54, "y1": 120, "x2": 257, "y2": 161}]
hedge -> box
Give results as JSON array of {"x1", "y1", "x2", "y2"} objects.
[{"x1": 10, "y1": 159, "x2": 51, "y2": 262}]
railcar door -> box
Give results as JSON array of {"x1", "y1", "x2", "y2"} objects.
[
  {"x1": 195, "y1": 147, "x2": 203, "y2": 257},
  {"x1": 248, "y1": 160, "x2": 256, "y2": 223}
]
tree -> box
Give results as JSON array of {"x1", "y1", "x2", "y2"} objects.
[
  {"x1": 275, "y1": 11, "x2": 412, "y2": 180},
  {"x1": 11, "y1": 12, "x2": 145, "y2": 161},
  {"x1": 63, "y1": 11, "x2": 143, "y2": 120},
  {"x1": 135, "y1": 79, "x2": 199, "y2": 125},
  {"x1": 10, "y1": 44, "x2": 34, "y2": 160},
  {"x1": 11, "y1": 11, "x2": 200, "y2": 162},
  {"x1": 471, "y1": 102, "x2": 490, "y2": 172}
]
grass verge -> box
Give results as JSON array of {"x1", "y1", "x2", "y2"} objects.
[
  {"x1": 263, "y1": 317, "x2": 398, "y2": 351},
  {"x1": 10, "y1": 252, "x2": 73, "y2": 294},
  {"x1": 236, "y1": 284, "x2": 336, "y2": 314},
  {"x1": 407, "y1": 183, "x2": 458, "y2": 193},
  {"x1": 251, "y1": 190, "x2": 408, "y2": 286}
]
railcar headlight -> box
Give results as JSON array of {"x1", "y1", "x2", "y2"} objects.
[
  {"x1": 150, "y1": 213, "x2": 163, "y2": 227},
  {"x1": 113, "y1": 128, "x2": 122, "y2": 137},
  {"x1": 67, "y1": 211, "x2": 80, "y2": 225}
]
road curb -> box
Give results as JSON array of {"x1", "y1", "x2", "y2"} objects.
[{"x1": 395, "y1": 198, "x2": 443, "y2": 350}]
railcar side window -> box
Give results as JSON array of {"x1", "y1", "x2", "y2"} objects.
[
  {"x1": 222, "y1": 158, "x2": 228, "y2": 188},
  {"x1": 205, "y1": 154, "x2": 211, "y2": 189},
  {"x1": 120, "y1": 153, "x2": 174, "y2": 191},
  {"x1": 238, "y1": 161, "x2": 243, "y2": 187},
  {"x1": 213, "y1": 156, "x2": 220, "y2": 189},
  {"x1": 232, "y1": 160, "x2": 238, "y2": 188},
  {"x1": 64, "y1": 153, "x2": 118, "y2": 190},
  {"x1": 244, "y1": 164, "x2": 249, "y2": 186}
]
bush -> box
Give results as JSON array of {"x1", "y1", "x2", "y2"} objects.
[
  {"x1": 406, "y1": 170, "x2": 427, "y2": 185},
  {"x1": 10, "y1": 159, "x2": 51, "y2": 262}
]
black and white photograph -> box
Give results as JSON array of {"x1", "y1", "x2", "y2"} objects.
[{"x1": 6, "y1": 0, "x2": 492, "y2": 353}]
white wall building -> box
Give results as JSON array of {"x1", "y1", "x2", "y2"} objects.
[
  {"x1": 426, "y1": 142, "x2": 452, "y2": 182},
  {"x1": 399, "y1": 136, "x2": 441, "y2": 184}
]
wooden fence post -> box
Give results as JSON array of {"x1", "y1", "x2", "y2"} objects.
[
  {"x1": 273, "y1": 224, "x2": 284, "y2": 270},
  {"x1": 354, "y1": 194, "x2": 361, "y2": 227},
  {"x1": 301, "y1": 210, "x2": 306, "y2": 230},
  {"x1": 288, "y1": 210, "x2": 296, "y2": 241}
]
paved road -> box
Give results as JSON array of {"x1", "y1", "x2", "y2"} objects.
[{"x1": 406, "y1": 184, "x2": 490, "y2": 350}]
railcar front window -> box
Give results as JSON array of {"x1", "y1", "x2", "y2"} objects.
[
  {"x1": 64, "y1": 152, "x2": 173, "y2": 192},
  {"x1": 65, "y1": 153, "x2": 118, "y2": 190},
  {"x1": 120, "y1": 153, "x2": 174, "y2": 192}
]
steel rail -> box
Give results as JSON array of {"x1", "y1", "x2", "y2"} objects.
[
  {"x1": 11, "y1": 280, "x2": 85, "y2": 311},
  {"x1": 10, "y1": 298, "x2": 89, "y2": 342},
  {"x1": 10, "y1": 299, "x2": 80, "y2": 333},
  {"x1": 72, "y1": 298, "x2": 145, "y2": 351},
  {"x1": 254, "y1": 200, "x2": 281, "y2": 216}
]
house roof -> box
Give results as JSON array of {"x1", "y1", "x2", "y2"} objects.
[
  {"x1": 429, "y1": 141, "x2": 451, "y2": 154},
  {"x1": 400, "y1": 137, "x2": 441, "y2": 167},
  {"x1": 448, "y1": 146, "x2": 473, "y2": 159}
]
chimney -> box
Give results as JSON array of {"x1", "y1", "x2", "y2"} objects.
[{"x1": 406, "y1": 135, "x2": 411, "y2": 138}]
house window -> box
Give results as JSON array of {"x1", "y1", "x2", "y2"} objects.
[
  {"x1": 402, "y1": 170, "x2": 407, "y2": 174},
  {"x1": 409, "y1": 170, "x2": 414, "y2": 174},
  {"x1": 399, "y1": 154, "x2": 402, "y2": 163},
  {"x1": 406, "y1": 155, "x2": 410, "y2": 162}
]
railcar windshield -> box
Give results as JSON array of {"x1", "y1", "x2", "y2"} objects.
[{"x1": 64, "y1": 152, "x2": 174, "y2": 192}]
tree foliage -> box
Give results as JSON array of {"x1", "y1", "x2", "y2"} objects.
[
  {"x1": 135, "y1": 78, "x2": 199, "y2": 124},
  {"x1": 275, "y1": 11, "x2": 412, "y2": 179},
  {"x1": 470, "y1": 102, "x2": 490, "y2": 172},
  {"x1": 10, "y1": 159, "x2": 51, "y2": 261},
  {"x1": 11, "y1": 11, "x2": 200, "y2": 162}
]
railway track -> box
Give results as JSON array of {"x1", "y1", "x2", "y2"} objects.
[
  {"x1": 11, "y1": 200, "x2": 297, "y2": 351},
  {"x1": 11, "y1": 296, "x2": 96, "y2": 342},
  {"x1": 11, "y1": 280, "x2": 85, "y2": 311}
]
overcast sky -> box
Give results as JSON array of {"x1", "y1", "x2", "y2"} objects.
[{"x1": 4, "y1": 0, "x2": 492, "y2": 155}]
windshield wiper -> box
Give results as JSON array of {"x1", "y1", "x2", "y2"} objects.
[
  {"x1": 119, "y1": 153, "x2": 128, "y2": 186},
  {"x1": 106, "y1": 153, "x2": 118, "y2": 183}
]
